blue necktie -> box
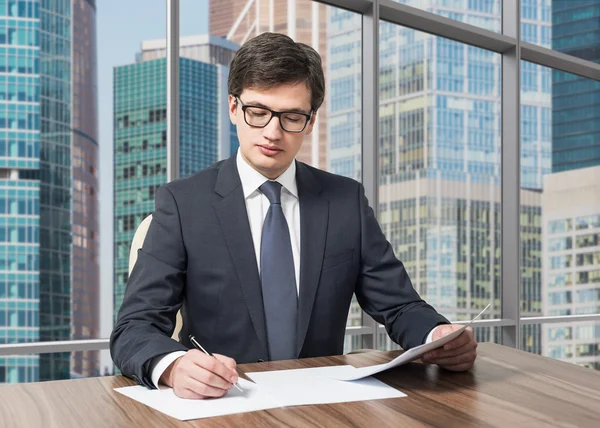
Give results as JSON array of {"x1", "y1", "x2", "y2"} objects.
[{"x1": 259, "y1": 181, "x2": 298, "y2": 360}]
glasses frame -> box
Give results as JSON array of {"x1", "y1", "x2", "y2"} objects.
[{"x1": 236, "y1": 96, "x2": 313, "y2": 133}]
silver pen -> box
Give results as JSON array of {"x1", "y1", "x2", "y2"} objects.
[{"x1": 189, "y1": 335, "x2": 244, "y2": 392}]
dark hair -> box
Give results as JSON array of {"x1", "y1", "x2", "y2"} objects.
[{"x1": 228, "y1": 32, "x2": 325, "y2": 112}]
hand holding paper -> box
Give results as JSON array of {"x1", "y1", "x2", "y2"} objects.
[
  {"x1": 421, "y1": 323, "x2": 477, "y2": 371},
  {"x1": 324, "y1": 304, "x2": 490, "y2": 381}
]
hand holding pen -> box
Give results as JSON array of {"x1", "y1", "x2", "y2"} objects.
[
  {"x1": 189, "y1": 335, "x2": 244, "y2": 392},
  {"x1": 159, "y1": 336, "x2": 242, "y2": 399}
]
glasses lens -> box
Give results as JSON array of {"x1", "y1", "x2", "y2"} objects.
[
  {"x1": 281, "y1": 113, "x2": 308, "y2": 132},
  {"x1": 245, "y1": 107, "x2": 271, "y2": 126}
]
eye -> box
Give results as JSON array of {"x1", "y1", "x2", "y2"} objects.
[
  {"x1": 247, "y1": 108, "x2": 268, "y2": 117},
  {"x1": 283, "y1": 114, "x2": 303, "y2": 122}
]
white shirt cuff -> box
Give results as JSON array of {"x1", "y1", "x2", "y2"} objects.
[
  {"x1": 425, "y1": 326, "x2": 437, "y2": 344},
  {"x1": 151, "y1": 351, "x2": 187, "y2": 389}
]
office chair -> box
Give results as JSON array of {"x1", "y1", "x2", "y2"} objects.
[{"x1": 128, "y1": 214, "x2": 183, "y2": 340}]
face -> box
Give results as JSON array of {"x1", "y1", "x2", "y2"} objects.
[{"x1": 228, "y1": 83, "x2": 317, "y2": 179}]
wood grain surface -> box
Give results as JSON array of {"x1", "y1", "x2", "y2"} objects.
[{"x1": 0, "y1": 343, "x2": 598, "y2": 427}]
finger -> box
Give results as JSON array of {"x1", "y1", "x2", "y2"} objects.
[
  {"x1": 424, "y1": 330, "x2": 474, "y2": 360},
  {"x1": 214, "y1": 354, "x2": 237, "y2": 372},
  {"x1": 182, "y1": 375, "x2": 230, "y2": 398},
  {"x1": 184, "y1": 363, "x2": 234, "y2": 391},
  {"x1": 443, "y1": 328, "x2": 474, "y2": 351},
  {"x1": 189, "y1": 351, "x2": 238, "y2": 384},
  {"x1": 425, "y1": 338, "x2": 477, "y2": 360}
]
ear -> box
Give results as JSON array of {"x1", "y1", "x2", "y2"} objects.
[
  {"x1": 304, "y1": 110, "x2": 318, "y2": 136},
  {"x1": 228, "y1": 94, "x2": 238, "y2": 124}
]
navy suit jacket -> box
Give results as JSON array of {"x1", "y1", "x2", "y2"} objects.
[{"x1": 110, "y1": 155, "x2": 448, "y2": 388}]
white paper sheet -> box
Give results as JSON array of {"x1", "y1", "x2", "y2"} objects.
[
  {"x1": 246, "y1": 365, "x2": 406, "y2": 406},
  {"x1": 114, "y1": 378, "x2": 280, "y2": 421},
  {"x1": 324, "y1": 303, "x2": 491, "y2": 381}
]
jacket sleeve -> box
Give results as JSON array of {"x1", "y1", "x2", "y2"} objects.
[
  {"x1": 110, "y1": 185, "x2": 189, "y2": 388},
  {"x1": 354, "y1": 183, "x2": 449, "y2": 349}
]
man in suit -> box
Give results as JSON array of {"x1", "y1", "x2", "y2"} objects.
[{"x1": 111, "y1": 33, "x2": 478, "y2": 400}]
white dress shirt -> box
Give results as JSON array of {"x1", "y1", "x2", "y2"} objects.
[
  {"x1": 150, "y1": 150, "x2": 301, "y2": 388},
  {"x1": 149, "y1": 150, "x2": 437, "y2": 388}
]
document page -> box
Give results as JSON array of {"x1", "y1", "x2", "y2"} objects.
[
  {"x1": 325, "y1": 303, "x2": 490, "y2": 381},
  {"x1": 114, "y1": 378, "x2": 280, "y2": 421},
  {"x1": 246, "y1": 365, "x2": 406, "y2": 407}
]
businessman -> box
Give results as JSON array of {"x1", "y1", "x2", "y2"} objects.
[{"x1": 111, "y1": 32, "x2": 478, "y2": 400}]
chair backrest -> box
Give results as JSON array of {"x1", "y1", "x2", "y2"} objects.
[{"x1": 128, "y1": 214, "x2": 183, "y2": 341}]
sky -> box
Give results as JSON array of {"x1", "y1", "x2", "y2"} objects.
[{"x1": 96, "y1": 0, "x2": 209, "y2": 371}]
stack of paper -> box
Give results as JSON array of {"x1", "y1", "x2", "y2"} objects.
[{"x1": 115, "y1": 367, "x2": 404, "y2": 421}]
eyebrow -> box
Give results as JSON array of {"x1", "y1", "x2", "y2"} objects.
[{"x1": 243, "y1": 100, "x2": 311, "y2": 115}]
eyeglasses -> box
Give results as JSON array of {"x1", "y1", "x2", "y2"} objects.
[{"x1": 236, "y1": 97, "x2": 312, "y2": 133}]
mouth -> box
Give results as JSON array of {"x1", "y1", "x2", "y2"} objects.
[{"x1": 257, "y1": 144, "x2": 283, "y2": 156}]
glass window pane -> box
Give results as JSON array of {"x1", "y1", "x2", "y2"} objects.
[
  {"x1": 391, "y1": 0, "x2": 501, "y2": 33},
  {"x1": 378, "y1": 20, "x2": 502, "y2": 353},
  {"x1": 521, "y1": 0, "x2": 552, "y2": 47},
  {"x1": 0, "y1": 0, "x2": 102, "y2": 383},
  {"x1": 521, "y1": 63, "x2": 600, "y2": 367},
  {"x1": 547, "y1": 0, "x2": 599, "y2": 64},
  {"x1": 522, "y1": 322, "x2": 600, "y2": 371},
  {"x1": 106, "y1": 3, "x2": 167, "y2": 382},
  {"x1": 0, "y1": 352, "x2": 114, "y2": 384},
  {"x1": 522, "y1": 1, "x2": 600, "y2": 65}
]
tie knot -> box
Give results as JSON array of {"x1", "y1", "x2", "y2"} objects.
[{"x1": 260, "y1": 181, "x2": 282, "y2": 205}]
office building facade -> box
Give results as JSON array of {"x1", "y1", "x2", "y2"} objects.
[
  {"x1": 70, "y1": 0, "x2": 100, "y2": 380},
  {"x1": 542, "y1": 166, "x2": 600, "y2": 369},
  {"x1": 113, "y1": 38, "x2": 238, "y2": 316},
  {"x1": 327, "y1": 1, "x2": 550, "y2": 352},
  {"x1": 551, "y1": 0, "x2": 600, "y2": 173},
  {"x1": 208, "y1": 0, "x2": 329, "y2": 170},
  {"x1": 0, "y1": 0, "x2": 100, "y2": 383}
]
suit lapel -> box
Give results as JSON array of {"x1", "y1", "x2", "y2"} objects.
[
  {"x1": 296, "y1": 162, "x2": 329, "y2": 355},
  {"x1": 213, "y1": 156, "x2": 268, "y2": 356}
]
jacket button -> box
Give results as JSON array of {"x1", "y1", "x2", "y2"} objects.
[{"x1": 257, "y1": 359, "x2": 265, "y2": 363}]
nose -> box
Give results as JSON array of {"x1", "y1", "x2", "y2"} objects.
[{"x1": 262, "y1": 115, "x2": 284, "y2": 140}]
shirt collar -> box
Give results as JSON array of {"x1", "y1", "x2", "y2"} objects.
[{"x1": 236, "y1": 149, "x2": 298, "y2": 199}]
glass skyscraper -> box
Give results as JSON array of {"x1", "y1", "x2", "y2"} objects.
[
  {"x1": 551, "y1": 0, "x2": 600, "y2": 173},
  {"x1": 0, "y1": 0, "x2": 99, "y2": 383},
  {"x1": 113, "y1": 37, "x2": 239, "y2": 316},
  {"x1": 542, "y1": 0, "x2": 600, "y2": 370},
  {"x1": 327, "y1": 1, "x2": 550, "y2": 352}
]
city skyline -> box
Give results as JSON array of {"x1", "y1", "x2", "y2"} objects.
[{"x1": 2, "y1": 0, "x2": 599, "y2": 383}]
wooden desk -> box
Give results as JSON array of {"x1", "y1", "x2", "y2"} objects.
[{"x1": 0, "y1": 343, "x2": 599, "y2": 427}]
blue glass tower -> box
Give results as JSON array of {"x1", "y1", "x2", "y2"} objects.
[
  {"x1": 113, "y1": 48, "x2": 238, "y2": 317},
  {"x1": 551, "y1": 0, "x2": 600, "y2": 172},
  {"x1": 0, "y1": 0, "x2": 100, "y2": 383},
  {"x1": 0, "y1": 0, "x2": 41, "y2": 383}
]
